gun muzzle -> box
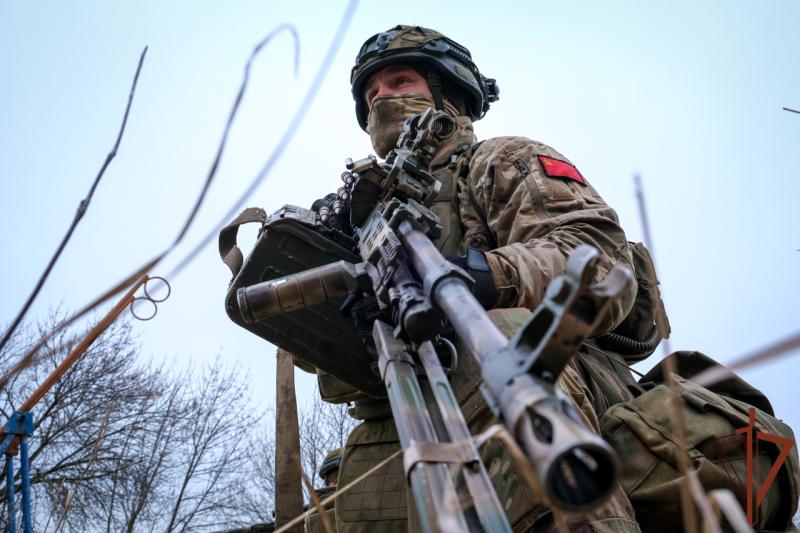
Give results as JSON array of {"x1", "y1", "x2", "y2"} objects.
[
  {"x1": 430, "y1": 113, "x2": 456, "y2": 141},
  {"x1": 499, "y1": 374, "x2": 618, "y2": 512},
  {"x1": 237, "y1": 260, "x2": 363, "y2": 323}
]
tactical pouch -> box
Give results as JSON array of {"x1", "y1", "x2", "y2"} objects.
[
  {"x1": 317, "y1": 368, "x2": 371, "y2": 404},
  {"x1": 220, "y1": 205, "x2": 383, "y2": 396},
  {"x1": 597, "y1": 242, "x2": 671, "y2": 362},
  {"x1": 599, "y1": 352, "x2": 799, "y2": 531}
]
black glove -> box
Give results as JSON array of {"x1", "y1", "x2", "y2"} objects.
[
  {"x1": 310, "y1": 192, "x2": 337, "y2": 213},
  {"x1": 447, "y1": 248, "x2": 497, "y2": 309},
  {"x1": 339, "y1": 290, "x2": 384, "y2": 338},
  {"x1": 310, "y1": 193, "x2": 352, "y2": 234}
]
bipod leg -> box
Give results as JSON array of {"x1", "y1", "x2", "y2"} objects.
[
  {"x1": 373, "y1": 320, "x2": 470, "y2": 533},
  {"x1": 417, "y1": 341, "x2": 512, "y2": 533}
]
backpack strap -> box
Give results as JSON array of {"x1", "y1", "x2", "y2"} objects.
[{"x1": 218, "y1": 207, "x2": 267, "y2": 279}]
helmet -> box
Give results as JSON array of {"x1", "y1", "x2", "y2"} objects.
[
  {"x1": 318, "y1": 448, "x2": 342, "y2": 484},
  {"x1": 350, "y1": 25, "x2": 499, "y2": 130}
]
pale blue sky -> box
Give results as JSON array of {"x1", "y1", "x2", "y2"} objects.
[{"x1": 1, "y1": 2, "x2": 799, "y2": 435}]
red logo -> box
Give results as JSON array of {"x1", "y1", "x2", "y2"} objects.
[{"x1": 709, "y1": 407, "x2": 795, "y2": 525}]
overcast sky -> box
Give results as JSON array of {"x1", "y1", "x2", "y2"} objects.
[{"x1": 2, "y1": 1, "x2": 799, "y2": 436}]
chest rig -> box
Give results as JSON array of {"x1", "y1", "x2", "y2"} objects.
[{"x1": 428, "y1": 150, "x2": 473, "y2": 258}]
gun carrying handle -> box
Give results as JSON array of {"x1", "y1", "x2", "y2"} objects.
[{"x1": 237, "y1": 260, "x2": 363, "y2": 323}]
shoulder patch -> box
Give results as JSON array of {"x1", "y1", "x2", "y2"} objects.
[{"x1": 537, "y1": 155, "x2": 587, "y2": 186}]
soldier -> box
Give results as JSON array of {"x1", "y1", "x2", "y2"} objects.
[
  {"x1": 314, "y1": 24, "x2": 668, "y2": 533},
  {"x1": 305, "y1": 449, "x2": 342, "y2": 532}
]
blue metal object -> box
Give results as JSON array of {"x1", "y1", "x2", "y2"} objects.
[
  {"x1": 2, "y1": 411, "x2": 33, "y2": 533},
  {"x1": 0, "y1": 434, "x2": 15, "y2": 461},
  {"x1": 19, "y1": 440, "x2": 32, "y2": 533},
  {"x1": 5, "y1": 454, "x2": 16, "y2": 533}
]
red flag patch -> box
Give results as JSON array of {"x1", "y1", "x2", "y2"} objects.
[{"x1": 537, "y1": 155, "x2": 587, "y2": 186}]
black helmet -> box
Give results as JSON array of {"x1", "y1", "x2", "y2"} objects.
[{"x1": 350, "y1": 25, "x2": 499, "y2": 130}]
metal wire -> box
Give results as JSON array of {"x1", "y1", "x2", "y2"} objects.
[
  {"x1": 0, "y1": 47, "x2": 148, "y2": 355},
  {"x1": 0, "y1": 6, "x2": 350, "y2": 395}
]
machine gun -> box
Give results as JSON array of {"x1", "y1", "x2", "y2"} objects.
[{"x1": 231, "y1": 109, "x2": 634, "y2": 532}]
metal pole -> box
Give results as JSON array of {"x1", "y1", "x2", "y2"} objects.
[
  {"x1": 5, "y1": 454, "x2": 17, "y2": 533},
  {"x1": 18, "y1": 440, "x2": 32, "y2": 533},
  {"x1": 0, "y1": 435, "x2": 13, "y2": 458}
]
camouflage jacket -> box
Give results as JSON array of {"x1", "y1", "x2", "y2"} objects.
[
  {"x1": 435, "y1": 116, "x2": 637, "y2": 334},
  {"x1": 323, "y1": 117, "x2": 645, "y2": 533}
]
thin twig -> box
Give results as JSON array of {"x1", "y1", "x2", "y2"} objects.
[
  {"x1": 0, "y1": 10, "x2": 325, "y2": 395},
  {"x1": 52, "y1": 408, "x2": 113, "y2": 533},
  {"x1": 273, "y1": 450, "x2": 401, "y2": 533},
  {"x1": 300, "y1": 468, "x2": 334, "y2": 533},
  {"x1": 0, "y1": 257, "x2": 160, "y2": 395},
  {"x1": 0, "y1": 47, "x2": 148, "y2": 355},
  {"x1": 473, "y1": 424, "x2": 569, "y2": 533},
  {"x1": 0, "y1": 0, "x2": 358, "y2": 394},
  {"x1": 661, "y1": 356, "x2": 700, "y2": 533},
  {"x1": 633, "y1": 173, "x2": 672, "y2": 355},
  {"x1": 661, "y1": 356, "x2": 730, "y2": 532},
  {"x1": 170, "y1": 24, "x2": 300, "y2": 246},
  {"x1": 782, "y1": 107, "x2": 800, "y2": 114},
  {"x1": 693, "y1": 329, "x2": 800, "y2": 388},
  {"x1": 166, "y1": 0, "x2": 359, "y2": 280}
]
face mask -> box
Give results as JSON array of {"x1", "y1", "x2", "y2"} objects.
[{"x1": 366, "y1": 93, "x2": 459, "y2": 158}]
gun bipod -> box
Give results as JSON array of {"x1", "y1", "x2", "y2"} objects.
[{"x1": 373, "y1": 320, "x2": 513, "y2": 533}]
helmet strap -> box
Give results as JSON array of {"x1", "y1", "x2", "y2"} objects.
[{"x1": 426, "y1": 70, "x2": 445, "y2": 111}]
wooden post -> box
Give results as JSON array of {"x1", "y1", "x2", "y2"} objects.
[{"x1": 274, "y1": 348, "x2": 304, "y2": 532}]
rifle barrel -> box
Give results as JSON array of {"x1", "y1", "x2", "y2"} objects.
[
  {"x1": 237, "y1": 260, "x2": 360, "y2": 323},
  {"x1": 397, "y1": 222, "x2": 507, "y2": 360}
]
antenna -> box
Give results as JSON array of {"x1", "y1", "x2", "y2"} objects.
[{"x1": 634, "y1": 173, "x2": 672, "y2": 356}]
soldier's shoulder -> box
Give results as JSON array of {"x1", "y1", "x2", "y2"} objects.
[{"x1": 470, "y1": 136, "x2": 572, "y2": 170}]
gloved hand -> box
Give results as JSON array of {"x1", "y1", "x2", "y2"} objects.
[
  {"x1": 310, "y1": 192, "x2": 352, "y2": 234},
  {"x1": 339, "y1": 290, "x2": 384, "y2": 338},
  {"x1": 447, "y1": 248, "x2": 497, "y2": 309},
  {"x1": 310, "y1": 192, "x2": 337, "y2": 213}
]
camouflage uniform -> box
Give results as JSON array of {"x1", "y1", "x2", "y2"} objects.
[
  {"x1": 325, "y1": 114, "x2": 643, "y2": 533},
  {"x1": 327, "y1": 25, "x2": 646, "y2": 533}
]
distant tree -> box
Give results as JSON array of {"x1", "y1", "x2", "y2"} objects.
[
  {"x1": 298, "y1": 393, "x2": 356, "y2": 493},
  {"x1": 0, "y1": 314, "x2": 159, "y2": 531},
  {"x1": 239, "y1": 390, "x2": 357, "y2": 523},
  {"x1": 1, "y1": 313, "x2": 359, "y2": 532},
  {"x1": 238, "y1": 409, "x2": 278, "y2": 524},
  {"x1": 0, "y1": 314, "x2": 263, "y2": 532}
]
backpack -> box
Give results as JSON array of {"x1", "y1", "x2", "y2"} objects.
[{"x1": 599, "y1": 351, "x2": 799, "y2": 531}]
